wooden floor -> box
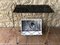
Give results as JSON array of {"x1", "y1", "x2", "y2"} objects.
[{"x1": 0, "y1": 27, "x2": 60, "y2": 45}]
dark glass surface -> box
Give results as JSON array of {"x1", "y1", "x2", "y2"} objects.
[{"x1": 13, "y1": 5, "x2": 54, "y2": 13}]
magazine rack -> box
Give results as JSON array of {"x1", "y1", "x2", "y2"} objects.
[{"x1": 13, "y1": 5, "x2": 54, "y2": 35}]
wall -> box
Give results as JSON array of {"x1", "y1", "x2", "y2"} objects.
[{"x1": 0, "y1": 0, "x2": 60, "y2": 27}]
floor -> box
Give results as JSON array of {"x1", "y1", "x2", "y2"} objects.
[{"x1": 0, "y1": 27, "x2": 60, "y2": 45}]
